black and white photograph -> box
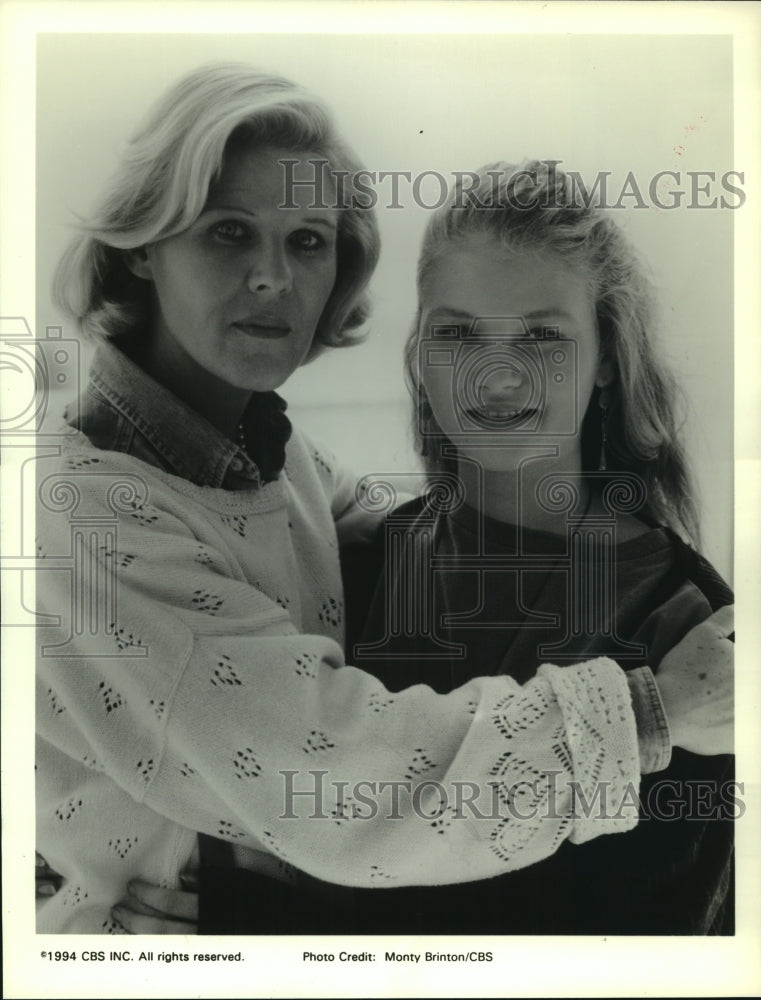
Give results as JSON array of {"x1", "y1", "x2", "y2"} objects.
[{"x1": 2, "y1": 2, "x2": 760, "y2": 997}]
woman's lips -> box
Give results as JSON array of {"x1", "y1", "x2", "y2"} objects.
[
  {"x1": 232, "y1": 321, "x2": 290, "y2": 340},
  {"x1": 465, "y1": 406, "x2": 537, "y2": 427}
]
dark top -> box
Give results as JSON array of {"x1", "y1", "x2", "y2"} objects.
[{"x1": 340, "y1": 496, "x2": 734, "y2": 935}]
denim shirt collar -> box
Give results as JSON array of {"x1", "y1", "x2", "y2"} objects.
[{"x1": 73, "y1": 340, "x2": 291, "y2": 490}]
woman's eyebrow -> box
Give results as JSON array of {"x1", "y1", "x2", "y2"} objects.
[
  {"x1": 200, "y1": 204, "x2": 338, "y2": 230},
  {"x1": 425, "y1": 307, "x2": 474, "y2": 322},
  {"x1": 299, "y1": 216, "x2": 338, "y2": 231},
  {"x1": 426, "y1": 307, "x2": 576, "y2": 323},
  {"x1": 522, "y1": 308, "x2": 575, "y2": 322}
]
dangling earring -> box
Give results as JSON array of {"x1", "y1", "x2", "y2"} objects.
[
  {"x1": 419, "y1": 387, "x2": 432, "y2": 460},
  {"x1": 598, "y1": 388, "x2": 610, "y2": 471}
]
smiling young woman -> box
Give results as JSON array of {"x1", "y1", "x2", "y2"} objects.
[
  {"x1": 341, "y1": 161, "x2": 735, "y2": 933},
  {"x1": 417, "y1": 241, "x2": 612, "y2": 533}
]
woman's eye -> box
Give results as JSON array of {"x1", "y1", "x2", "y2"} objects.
[
  {"x1": 525, "y1": 327, "x2": 566, "y2": 341},
  {"x1": 212, "y1": 221, "x2": 248, "y2": 244},
  {"x1": 290, "y1": 230, "x2": 326, "y2": 254},
  {"x1": 443, "y1": 324, "x2": 471, "y2": 340}
]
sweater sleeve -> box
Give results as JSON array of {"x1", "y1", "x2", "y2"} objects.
[
  {"x1": 36, "y1": 480, "x2": 642, "y2": 889},
  {"x1": 308, "y1": 436, "x2": 416, "y2": 548}
]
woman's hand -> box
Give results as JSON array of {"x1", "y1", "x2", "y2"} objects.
[
  {"x1": 36, "y1": 852, "x2": 62, "y2": 899},
  {"x1": 112, "y1": 878, "x2": 199, "y2": 935},
  {"x1": 655, "y1": 604, "x2": 734, "y2": 755}
]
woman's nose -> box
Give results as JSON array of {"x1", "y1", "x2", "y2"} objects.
[
  {"x1": 479, "y1": 364, "x2": 524, "y2": 399},
  {"x1": 245, "y1": 244, "x2": 292, "y2": 296}
]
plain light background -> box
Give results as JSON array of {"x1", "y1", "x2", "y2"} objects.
[{"x1": 36, "y1": 32, "x2": 734, "y2": 577}]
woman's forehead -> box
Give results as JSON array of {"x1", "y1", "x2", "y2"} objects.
[
  {"x1": 421, "y1": 240, "x2": 594, "y2": 312},
  {"x1": 206, "y1": 145, "x2": 339, "y2": 217}
]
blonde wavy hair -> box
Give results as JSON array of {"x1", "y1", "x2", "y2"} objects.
[{"x1": 54, "y1": 62, "x2": 380, "y2": 360}]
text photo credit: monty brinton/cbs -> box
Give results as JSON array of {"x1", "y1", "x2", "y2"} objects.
[{"x1": 2, "y1": 6, "x2": 761, "y2": 1000}]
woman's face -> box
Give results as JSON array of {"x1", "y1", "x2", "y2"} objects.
[
  {"x1": 418, "y1": 235, "x2": 608, "y2": 473},
  {"x1": 134, "y1": 146, "x2": 338, "y2": 394}
]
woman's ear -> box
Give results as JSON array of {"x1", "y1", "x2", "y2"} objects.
[
  {"x1": 595, "y1": 353, "x2": 616, "y2": 389},
  {"x1": 123, "y1": 247, "x2": 153, "y2": 281}
]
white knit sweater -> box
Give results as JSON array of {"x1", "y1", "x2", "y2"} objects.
[{"x1": 36, "y1": 424, "x2": 641, "y2": 933}]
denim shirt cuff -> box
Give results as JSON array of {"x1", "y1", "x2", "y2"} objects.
[{"x1": 627, "y1": 666, "x2": 672, "y2": 774}]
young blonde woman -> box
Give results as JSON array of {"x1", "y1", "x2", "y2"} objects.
[
  {"x1": 340, "y1": 161, "x2": 735, "y2": 933},
  {"x1": 36, "y1": 65, "x2": 733, "y2": 934}
]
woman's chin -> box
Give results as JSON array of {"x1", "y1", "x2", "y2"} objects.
[
  {"x1": 211, "y1": 363, "x2": 292, "y2": 395},
  {"x1": 457, "y1": 443, "x2": 583, "y2": 476},
  {"x1": 456, "y1": 450, "x2": 526, "y2": 475}
]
